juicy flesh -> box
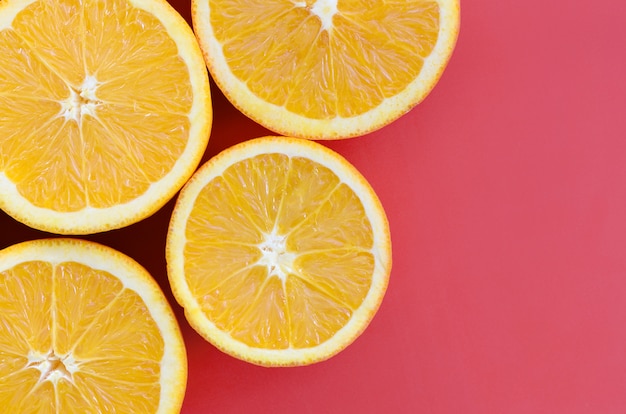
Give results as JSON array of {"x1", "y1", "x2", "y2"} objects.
[
  {"x1": 0, "y1": 260, "x2": 164, "y2": 412},
  {"x1": 184, "y1": 153, "x2": 376, "y2": 349},
  {"x1": 0, "y1": 0, "x2": 193, "y2": 212},
  {"x1": 210, "y1": 0, "x2": 440, "y2": 118}
]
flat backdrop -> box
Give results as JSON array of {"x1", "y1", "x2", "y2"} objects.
[{"x1": 2, "y1": 0, "x2": 626, "y2": 412}]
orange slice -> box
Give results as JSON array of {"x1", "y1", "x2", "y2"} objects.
[
  {"x1": 0, "y1": 0, "x2": 212, "y2": 234},
  {"x1": 166, "y1": 136, "x2": 392, "y2": 366},
  {"x1": 192, "y1": 0, "x2": 459, "y2": 139},
  {"x1": 0, "y1": 238, "x2": 186, "y2": 412}
]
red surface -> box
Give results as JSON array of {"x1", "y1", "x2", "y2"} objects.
[{"x1": 3, "y1": 0, "x2": 626, "y2": 412}]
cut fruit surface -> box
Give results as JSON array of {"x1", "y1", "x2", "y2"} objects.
[
  {"x1": 166, "y1": 136, "x2": 392, "y2": 366},
  {"x1": 0, "y1": 238, "x2": 187, "y2": 413},
  {"x1": 192, "y1": 0, "x2": 459, "y2": 139},
  {"x1": 0, "y1": 0, "x2": 212, "y2": 234}
]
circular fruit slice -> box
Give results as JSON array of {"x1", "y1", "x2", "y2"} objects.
[
  {"x1": 0, "y1": 0, "x2": 212, "y2": 234},
  {"x1": 192, "y1": 0, "x2": 459, "y2": 139},
  {"x1": 166, "y1": 136, "x2": 392, "y2": 366},
  {"x1": 0, "y1": 238, "x2": 186, "y2": 412}
]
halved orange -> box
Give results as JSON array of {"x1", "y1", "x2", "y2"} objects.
[
  {"x1": 166, "y1": 136, "x2": 392, "y2": 366},
  {"x1": 0, "y1": 238, "x2": 187, "y2": 412},
  {"x1": 192, "y1": 0, "x2": 460, "y2": 139},
  {"x1": 0, "y1": 0, "x2": 212, "y2": 234}
]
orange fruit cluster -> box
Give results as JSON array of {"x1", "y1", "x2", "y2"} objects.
[{"x1": 0, "y1": 0, "x2": 459, "y2": 410}]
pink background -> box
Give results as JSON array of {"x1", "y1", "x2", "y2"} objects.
[{"x1": 2, "y1": 0, "x2": 626, "y2": 412}]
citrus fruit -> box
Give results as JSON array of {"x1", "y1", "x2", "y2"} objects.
[
  {"x1": 191, "y1": 0, "x2": 460, "y2": 139},
  {"x1": 166, "y1": 136, "x2": 392, "y2": 366},
  {"x1": 0, "y1": 0, "x2": 212, "y2": 234},
  {"x1": 0, "y1": 238, "x2": 186, "y2": 412}
]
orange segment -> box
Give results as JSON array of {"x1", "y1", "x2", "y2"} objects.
[
  {"x1": 10, "y1": 120, "x2": 87, "y2": 212},
  {"x1": 167, "y1": 136, "x2": 392, "y2": 366},
  {"x1": 0, "y1": 88, "x2": 66, "y2": 180},
  {"x1": 197, "y1": 266, "x2": 270, "y2": 334},
  {"x1": 185, "y1": 175, "x2": 265, "y2": 244},
  {"x1": 192, "y1": 0, "x2": 459, "y2": 138},
  {"x1": 286, "y1": 275, "x2": 353, "y2": 348},
  {"x1": 0, "y1": 261, "x2": 54, "y2": 354},
  {"x1": 294, "y1": 249, "x2": 375, "y2": 309},
  {"x1": 0, "y1": 28, "x2": 68, "y2": 99},
  {"x1": 0, "y1": 239, "x2": 186, "y2": 413},
  {"x1": 286, "y1": 183, "x2": 374, "y2": 251},
  {"x1": 233, "y1": 275, "x2": 291, "y2": 349},
  {"x1": 0, "y1": 0, "x2": 211, "y2": 234},
  {"x1": 183, "y1": 243, "x2": 263, "y2": 298},
  {"x1": 221, "y1": 153, "x2": 291, "y2": 234},
  {"x1": 53, "y1": 262, "x2": 124, "y2": 356},
  {"x1": 10, "y1": 0, "x2": 85, "y2": 87},
  {"x1": 276, "y1": 156, "x2": 340, "y2": 233}
]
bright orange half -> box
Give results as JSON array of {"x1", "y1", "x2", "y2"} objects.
[
  {"x1": 0, "y1": 238, "x2": 187, "y2": 413},
  {"x1": 192, "y1": 0, "x2": 459, "y2": 139},
  {"x1": 166, "y1": 136, "x2": 392, "y2": 366},
  {"x1": 0, "y1": 0, "x2": 212, "y2": 234}
]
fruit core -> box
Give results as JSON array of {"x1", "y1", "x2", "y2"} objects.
[
  {"x1": 60, "y1": 75, "x2": 102, "y2": 123},
  {"x1": 296, "y1": 0, "x2": 338, "y2": 32},
  {"x1": 258, "y1": 232, "x2": 296, "y2": 282},
  {"x1": 27, "y1": 350, "x2": 79, "y2": 385}
]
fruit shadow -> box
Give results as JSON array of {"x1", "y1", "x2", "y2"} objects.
[{"x1": 201, "y1": 78, "x2": 274, "y2": 164}]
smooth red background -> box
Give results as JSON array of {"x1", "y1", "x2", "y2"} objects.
[{"x1": 2, "y1": 0, "x2": 626, "y2": 412}]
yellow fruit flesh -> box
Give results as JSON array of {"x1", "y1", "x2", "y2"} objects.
[
  {"x1": 183, "y1": 153, "x2": 375, "y2": 349},
  {"x1": 210, "y1": 0, "x2": 440, "y2": 119},
  {"x1": 0, "y1": 0, "x2": 193, "y2": 212},
  {"x1": 0, "y1": 260, "x2": 163, "y2": 412}
]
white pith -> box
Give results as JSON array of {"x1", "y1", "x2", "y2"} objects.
[
  {"x1": 59, "y1": 75, "x2": 101, "y2": 123},
  {"x1": 257, "y1": 230, "x2": 297, "y2": 282},
  {"x1": 293, "y1": 0, "x2": 337, "y2": 32},
  {"x1": 26, "y1": 350, "x2": 79, "y2": 385}
]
